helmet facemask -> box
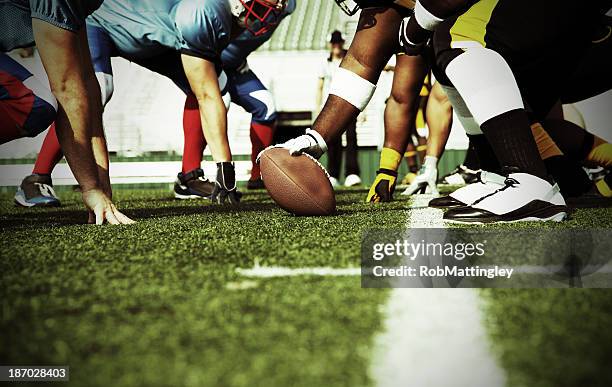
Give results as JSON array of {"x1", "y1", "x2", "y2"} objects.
[
  {"x1": 334, "y1": 0, "x2": 360, "y2": 16},
  {"x1": 231, "y1": 0, "x2": 287, "y2": 36}
]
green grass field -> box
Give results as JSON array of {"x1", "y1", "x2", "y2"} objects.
[{"x1": 1, "y1": 188, "x2": 611, "y2": 387}]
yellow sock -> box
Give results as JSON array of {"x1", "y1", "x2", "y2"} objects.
[
  {"x1": 588, "y1": 143, "x2": 612, "y2": 168},
  {"x1": 416, "y1": 145, "x2": 427, "y2": 152},
  {"x1": 380, "y1": 147, "x2": 402, "y2": 171},
  {"x1": 404, "y1": 151, "x2": 417, "y2": 158}
]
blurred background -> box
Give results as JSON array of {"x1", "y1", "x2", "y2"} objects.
[{"x1": 1, "y1": 0, "x2": 610, "y2": 187}]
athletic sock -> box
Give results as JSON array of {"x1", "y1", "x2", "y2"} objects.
[
  {"x1": 32, "y1": 123, "x2": 63, "y2": 175},
  {"x1": 543, "y1": 155, "x2": 592, "y2": 198},
  {"x1": 463, "y1": 140, "x2": 481, "y2": 170},
  {"x1": 250, "y1": 121, "x2": 275, "y2": 181},
  {"x1": 466, "y1": 134, "x2": 501, "y2": 173},
  {"x1": 480, "y1": 109, "x2": 548, "y2": 180},
  {"x1": 423, "y1": 155, "x2": 437, "y2": 171},
  {"x1": 182, "y1": 94, "x2": 205, "y2": 174},
  {"x1": 379, "y1": 147, "x2": 402, "y2": 172}
]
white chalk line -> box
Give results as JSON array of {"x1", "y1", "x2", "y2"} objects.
[{"x1": 370, "y1": 193, "x2": 506, "y2": 387}]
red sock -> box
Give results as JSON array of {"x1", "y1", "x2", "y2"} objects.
[
  {"x1": 250, "y1": 121, "x2": 275, "y2": 180},
  {"x1": 182, "y1": 93, "x2": 206, "y2": 174},
  {"x1": 33, "y1": 123, "x2": 63, "y2": 175}
]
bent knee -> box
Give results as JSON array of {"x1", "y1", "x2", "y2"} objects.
[{"x1": 23, "y1": 96, "x2": 57, "y2": 137}]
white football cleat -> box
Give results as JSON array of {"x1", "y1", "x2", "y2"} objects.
[
  {"x1": 444, "y1": 172, "x2": 568, "y2": 224},
  {"x1": 344, "y1": 174, "x2": 362, "y2": 187},
  {"x1": 429, "y1": 171, "x2": 506, "y2": 209}
]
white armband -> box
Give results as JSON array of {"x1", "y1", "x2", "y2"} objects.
[
  {"x1": 329, "y1": 67, "x2": 376, "y2": 112},
  {"x1": 415, "y1": 0, "x2": 443, "y2": 31}
]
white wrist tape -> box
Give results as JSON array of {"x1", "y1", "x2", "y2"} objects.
[
  {"x1": 415, "y1": 0, "x2": 443, "y2": 31},
  {"x1": 329, "y1": 67, "x2": 376, "y2": 111},
  {"x1": 305, "y1": 128, "x2": 328, "y2": 153}
]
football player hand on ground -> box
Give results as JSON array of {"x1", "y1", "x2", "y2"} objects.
[
  {"x1": 212, "y1": 162, "x2": 242, "y2": 205},
  {"x1": 83, "y1": 189, "x2": 135, "y2": 225},
  {"x1": 366, "y1": 169, "x2": 398, "y2": 203},
  {"x1": 401, "y1": 166, "x2": 439, "y2": 197}
]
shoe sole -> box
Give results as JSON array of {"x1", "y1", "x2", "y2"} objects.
[
  {"x1": 14, "y1": 194, "x2": 61, "y2": 208},
  {"x1": 174, "y1": 192, "x2": 212, "y2": 200},
  {"x1": 444, "y1": 211, "x2": 567, "y2": 225}
]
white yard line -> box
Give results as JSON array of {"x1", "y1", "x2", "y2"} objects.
[
  {"x1": 370, "y1": 193, "x2": 506, "y2": 387},
  {"x1": 236, "y1": 266, "x2": 360, "y2": 277}
]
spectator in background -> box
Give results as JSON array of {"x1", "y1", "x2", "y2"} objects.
[{"x1": 316, "y1": 30, "x2": 361, "y2": 188}]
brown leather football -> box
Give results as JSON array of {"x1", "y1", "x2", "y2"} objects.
[{"x1": 260, "y1": 147, "x2": 336, "y2": 216}]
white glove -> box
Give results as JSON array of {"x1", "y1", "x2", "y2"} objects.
[
  {"x1": 401, "y1": 158, "x2": 439, "y2": 196},
  {"x1": 256, "y1": 129, "x2": 328, "y2": 163},
  {"x1": 283, "y1": 128, "x2": 328, "y2": 159}
]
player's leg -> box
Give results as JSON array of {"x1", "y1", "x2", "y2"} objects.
[
  {"x1": 343, "y1": 118, "x2": 361, "y2": 186},
  {"x1": 326, "y1": 133, "x2": 342, "y2": 188},
  {"x1": 367, "y1": 52, "x2": 429, "y2": 202},
  {"x1": 229, "y1": 69, "x2": 277, "y2": 189},
  {"x1": 173, "y1": 92, "x2": 215, "y2": 199},
  {"x1": 541, "y1": 119, "x2": 611, "y2": 169},
  {"x1": 1, "y1": 53, "x2": 59, "y2": 207},
  {"x1": 401, "y1": 81, "x2": 453, "y2": 196},
  {"x1": 0, "y1": 53, "x2": 57, "y2": 143}
]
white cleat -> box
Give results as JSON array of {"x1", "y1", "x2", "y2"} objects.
[
  {"x1": 428, "y1": 171, "x2": 506, "y2": 209},
  {"x1": 344, "y1": 174, "x2": 362, "y2": 187},
  {"x1": 444, "y1": 172, "x2": 568, "y2": 224}
]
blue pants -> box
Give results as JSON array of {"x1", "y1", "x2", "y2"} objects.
[{"x1": 226, "y1": 69, "x2": 277, "y2": 124}]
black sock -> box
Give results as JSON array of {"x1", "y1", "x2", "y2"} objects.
[
  {"x1": 543, "y1": 156, "x2": 592, "y2": 198},
  {"x1": 542, "y1": 119, "x2": 595, "y2": 162},
  {"x1": 463, "y1": 140, "x2": 481, "y2": 170},
  {"x1": 480, "y1": 109, "x2": 548, "y2": 180},
  {"x1": 467, "y1": 134, "x2": 501, "y2": 173}
]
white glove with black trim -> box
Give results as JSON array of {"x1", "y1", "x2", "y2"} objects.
[{"x1": 256, "y1": 128, "x2": 328, "y2": 162}]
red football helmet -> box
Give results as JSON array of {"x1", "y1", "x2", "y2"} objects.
[{"x1": 232, "y1": 0, "x2": 287, "y2": 36}]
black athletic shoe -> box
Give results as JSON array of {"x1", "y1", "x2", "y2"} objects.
[
  {"x1": 247, "y1": 178, "x2": 265, "y2": 190},
  {"x1": 174, "y1": 168, "x2": 214, "y2": 199},
  {"x1": 14, "y1": 174, "x2": 61, "y2": 207}
]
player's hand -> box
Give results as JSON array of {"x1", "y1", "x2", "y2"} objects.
[
  {"x1": 284, "y1": 128, "x2": 328, "y2": 159},
  {"x1": 82, "y1": 189, "x2": 135, "y2": 225},
  {"x1": 212, "y1": 162, "x2": 241, "y2": 205},
  {"x1": 401, "y1": 166, "x2": 439, "y2": 196},
  {"x1": 399, "y1": 17, "x2": 431, "y2": 56},
  {"x1": 366, "y1": 169, "x2": 398, "y2": 203}
]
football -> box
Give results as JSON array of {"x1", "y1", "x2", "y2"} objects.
[{"x1": 259, "y1": 147, "x2": 336, "y2": 216}]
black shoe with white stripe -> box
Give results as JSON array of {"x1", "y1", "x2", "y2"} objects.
[
  {"x1": 174, "y1": 168, "x2": 214, "y2": 200},
  {"x1": 444, "y1": 172, "x2": 568, "y2": 224}
]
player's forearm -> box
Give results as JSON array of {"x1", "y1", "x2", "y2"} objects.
[
  {"x1": 33, "y1": 21, "x2": 102, "y2": 192},
  {"x1": 198, "y1": 94, "x2": 231, "y2": 162},
  {"x1": 52, "y1": 85, "x2": 101, "y2": 192}
]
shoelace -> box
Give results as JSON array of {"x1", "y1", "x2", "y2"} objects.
[{"x1": 472, "y1": 177, "x2": 520, "y2": 206}]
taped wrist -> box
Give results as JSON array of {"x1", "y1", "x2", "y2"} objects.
[
  {"x1": 216, "y1": 162, "x2": 236, "y2": 190},
  {"x1": 414, "y1": 0, "x2": 444, "y2": 31},
  {"x1": 305, "y1": 128, "x2": 328, "y2": 153},
  {"x1": 329, "y1": 68, "x2": 376, "y2": 111}
]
